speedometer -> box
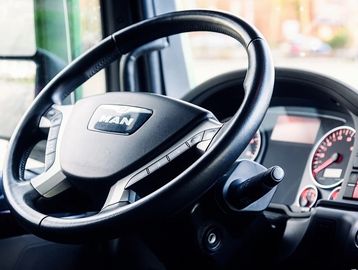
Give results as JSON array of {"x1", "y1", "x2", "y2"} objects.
[{"x1": 310, "y1": 126, "x2": 355, "y2": 189}]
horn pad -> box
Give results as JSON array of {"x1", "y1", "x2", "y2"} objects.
[{"x1": 60, "y1": 92, "x2": 213, "y2": 182}]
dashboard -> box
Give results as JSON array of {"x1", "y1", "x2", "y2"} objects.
[
  {"x1": 1, "y1": 68, "x2": 358, "y2": 217},
  {"x1": 0, "y1": 67, "x2": 357, "y2": 268},
  {"x1": 184, "y1": 67, "x2": 358, "y2": 215},
  {"x1": 240, "y1": 106, "x2": 354, "y2": 212}
]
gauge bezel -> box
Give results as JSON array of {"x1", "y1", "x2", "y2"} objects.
[
  {"x1": 238, "y1": 130, "x2": 262, "y2": 161},
  {"x1": 296, "y1": 185, "x2": 318, "y2": 209},
  {"x1": 250, "y1": 130, "x2": 262, "y2": 161},
  {"x1": 328, "y1": 186, "x2": 341, "y2": 201},
  {"x1": 309, "y1": 125, "x2": 356, "y2": 189}
]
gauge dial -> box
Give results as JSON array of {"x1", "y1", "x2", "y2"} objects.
[
  {"x1": 328, "y1": 186, "x2": 341, "y2": 201},
  {"x1": 239, "y1": 130, "x2": 262, "y2": 161},
  {"x1": 298, "y1": 186, "x2": 318, "y2": 208},
  {"x1": 311, "y1": 126, "x2": 355, "y2": 188}
]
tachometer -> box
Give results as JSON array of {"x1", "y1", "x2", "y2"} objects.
[
  {"x1": 239, "y1": 130, "x2": 262, "y2": 161},
  {"x1": 310, "y1": 126, "x2": 355, "y2": 188}
]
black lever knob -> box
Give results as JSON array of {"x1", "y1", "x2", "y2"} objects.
[{"x1": 225, "y1": 166, "x2": 284, "y2": 210}]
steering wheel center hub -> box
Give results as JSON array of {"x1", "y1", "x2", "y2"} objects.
[{"x1": 60, "y1": 92, "x2": 213, "y2": 181}]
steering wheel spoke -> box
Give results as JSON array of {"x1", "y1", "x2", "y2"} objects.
[
  {"x1": 30, "y1": 163, "x2": 69, "y2": 198},
  {"x1": 102, "y1": 118, "x2": 222, "y2": 209},
  {"x1": 102, "y1": 180, "x2": 137, "y2": 210},
  {"x1": 31, "y1": 104, "x2": 74, "y2": 198}
]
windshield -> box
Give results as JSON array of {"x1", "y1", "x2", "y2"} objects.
[{"x1": 176, "y1": 0, "x2": 358, "y2": 90}]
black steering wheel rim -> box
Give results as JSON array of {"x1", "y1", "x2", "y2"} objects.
[{"x1": 3, "y1": 10, "x2": 274, "y2": 242}]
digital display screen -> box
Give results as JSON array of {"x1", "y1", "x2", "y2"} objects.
[
  {"x1": 323, "y1": 168, "x2": 342, "y2": 178},
  {"x1": 271, "y1": 115, "x2": 321, "y2": 144}
]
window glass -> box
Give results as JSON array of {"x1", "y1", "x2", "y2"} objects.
[
  {"x1": 0, "y1": 0, "x2": 104, "y2": 139},
  {"x1": 0, "y1": 61, "x2": 36, "y2": 138},
  {"x1": 0, "y1": 0, "x2": 36, "y2": 56},
  {"x1": 0, "y1": 0, "x2": 36, "y2": 138},
  {"x1": 177, "y1": 0, "x2": 358, "y2": 89},
  {"x1": 76, "y1": 0, "x2": 105, "y2": 98}
]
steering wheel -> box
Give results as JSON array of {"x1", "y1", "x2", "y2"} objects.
[{"x1": 3, "y1": 10, "x2": 273, "y2": 242}]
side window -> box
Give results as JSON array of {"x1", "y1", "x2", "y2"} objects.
[
  {"x1": 0, "y1": 0, "x2": 36, "y2": 138},
  {"x1": 0, "y1": 0, "x2": 104, "y2": 140},
  {"x1": 67, "y1": 0, "x2": 105, "y2": 98}
]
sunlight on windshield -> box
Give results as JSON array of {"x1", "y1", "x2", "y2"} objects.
[{"x1": 177, "y1": 0, "x2": 358, "y2": 90}]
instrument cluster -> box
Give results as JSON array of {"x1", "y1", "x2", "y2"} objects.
[{"x1": 238, "y1": 106, "x2": 356, "y2": 212}]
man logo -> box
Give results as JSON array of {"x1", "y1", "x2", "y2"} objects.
[
  {"x1": 98, "y1": 115, "x2": 134, "y2": 126},
  {"x1": 88, "y1": 105, "x2": 152, "y2": 135}
]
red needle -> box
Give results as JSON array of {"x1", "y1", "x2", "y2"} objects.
[{"x1": 313, "y1": 153, "x2": 339, "y2": 175}]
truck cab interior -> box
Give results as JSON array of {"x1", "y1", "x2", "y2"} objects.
[{"x1": 1, "y1": 0, "x2": 358, "y2": 269}]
